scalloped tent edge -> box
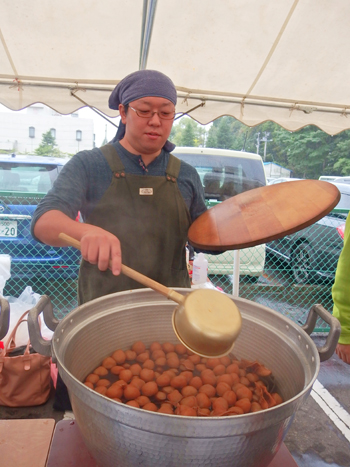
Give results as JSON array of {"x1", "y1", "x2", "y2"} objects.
[{"x1": 1, "y1": 0, "x2": 349, "y2": 135}]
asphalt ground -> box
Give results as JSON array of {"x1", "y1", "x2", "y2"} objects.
[{"x1": 285, "y1": 337, "x2": 350, "y2": 467}]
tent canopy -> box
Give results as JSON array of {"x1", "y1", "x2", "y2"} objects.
[{"x1": 1, "y1": 0, "x2": 350, "y2": 134}]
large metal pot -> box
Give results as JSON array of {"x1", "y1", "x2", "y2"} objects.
[{"x1": 28, "y1": 289, "x2": 340, "y2": 467}]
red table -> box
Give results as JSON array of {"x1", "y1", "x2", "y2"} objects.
[
  {"x1": 0, "y1": 418, "x2": 55, "y2": 467},
  {"x1": 47, "y1": 419, "x2": 299, "y2": 466}
]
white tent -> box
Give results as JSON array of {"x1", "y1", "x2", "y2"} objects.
[{"x1": 1, "y1": 0, "x2": 350, "y2": 135}]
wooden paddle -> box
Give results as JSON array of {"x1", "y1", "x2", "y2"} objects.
[{"x1": 188, "y1": 180, "x2": 340, "y2": 250}]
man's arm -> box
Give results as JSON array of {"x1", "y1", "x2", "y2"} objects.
[{"x1": 34, "y1": 210, "x2": 122, "y2": 275}]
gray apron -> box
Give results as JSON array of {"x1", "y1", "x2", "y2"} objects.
[{"x1": 78, "y1": 144, "x2": 191, "y2": 304}]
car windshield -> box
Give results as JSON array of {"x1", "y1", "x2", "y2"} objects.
[
  {"x1": 175, "y1": 153, "x2": 266, "y2": 200},
  {"x1": 0, "y1": 162, "x2": 60, "y2": 193}
]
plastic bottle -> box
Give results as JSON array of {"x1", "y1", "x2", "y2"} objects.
[
  {"x1": 192, "y1": 253, "x2": 208, "y2": 285},
  {"x1": 186, "y1": 246, "x2": 189, "y2": 267}
]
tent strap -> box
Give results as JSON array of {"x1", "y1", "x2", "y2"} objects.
[
  {"x1": 70, "y1": 91, "x2": 118, "y2": 128},
  {"x1": 174, "y1": 102, "x2": 206, "y2": 121}
]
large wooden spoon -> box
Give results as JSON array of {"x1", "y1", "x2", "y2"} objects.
[{"x1": 58, "y1": 233, "x2": 242, "y2": 358}]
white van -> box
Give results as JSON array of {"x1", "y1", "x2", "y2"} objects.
[{"x1": 172, "y1": 147, "x2": 267, "y2": 281}]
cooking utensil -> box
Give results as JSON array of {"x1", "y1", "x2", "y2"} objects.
[
  {"x1": 58, "y1": 233, "x2": 242, "y2": 357},
  {"x1": 27, "y1": 289, "x2": 340, "y2": 467},
  {"x1": 188, "y1": 179, "x2": 340, "y2": 250}
]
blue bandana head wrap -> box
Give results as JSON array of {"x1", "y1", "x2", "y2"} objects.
[{"x1": 109, "y1": 70, "x2": 177, "y2": 152}]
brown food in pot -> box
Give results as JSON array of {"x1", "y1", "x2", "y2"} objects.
[
  {"x1": 93, "y1": 366, "x2": 109, "y2": 376},
  {"x1": 158, "y1": 403, "x2": 174, "y2": 414},
  {"x1": 85, "y1": 373, "x2": 100, "y2": 384},
  {"x1": 124, "y1": 384, "x2": 141, "y2": 401},
  {"x1": 106, "y1": 384, "x2": 123, "y2": 399},
  {"x1": 84, "y1": 341, "x2": 284, "y2": 417},
  {"x1": 141, "y1": 381, "x2": 158, "y2": 397},
  {"x1": 96, "y1": 378, "x2": 111, "y2": 388},
  {"x1": 112, "y1": 350, "x2": 126, "y2": 365},
  {"x1": 131, "y1": 341, "x2": 146, "y2": 355}
]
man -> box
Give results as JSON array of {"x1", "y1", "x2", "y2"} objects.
[
  {"x1": 31, "y1": 69, "x2": 207, "y2": 305},
  {"x1": 31, "y1": 69, "x2": 207, "y2": 411}
]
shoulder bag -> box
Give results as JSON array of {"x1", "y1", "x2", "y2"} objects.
[{"x1": 0, "y1": 310, "x2": 51, "y2": 407}]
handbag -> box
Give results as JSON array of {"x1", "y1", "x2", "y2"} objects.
[{"x1": 0, "y1": 310, "x2": 51, "y2": 407}]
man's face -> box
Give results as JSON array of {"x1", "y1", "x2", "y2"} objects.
[{"x1": 119, "y1": 96, "x2": 175, "y2": 157}]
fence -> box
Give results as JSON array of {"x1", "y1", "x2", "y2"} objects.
[
  {"x1": 206, "y1": 207, "x2": 348, "y2": 332},
  {"x1": 1, "y1": 192, "x2": 348, "y2": 331}
]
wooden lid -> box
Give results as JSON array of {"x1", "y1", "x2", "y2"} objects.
[{"x1": 188, "y1": 180, "x2": 340, "y2": 250}]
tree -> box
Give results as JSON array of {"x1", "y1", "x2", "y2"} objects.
[
  {"x1": 332, "y1": 135, "x2": 350, "y2": 175},
  {"x1": 205, "y1": 117, "x2": 257, "y2": 152},
  {"x1": 216, "y1": 117, "x2": 234, "y2": 149},
  {"x1": 181, "y1": 119, "x2": 196, "y2": 147},
  {"x1": 270, "y1": 126, "x2": 340, "y2": 178},
  {"x1": 35, "y1": 130, "x2": 64, "y2": 157},
  {"x1": 170, "y1": 117, "x2": 206, "y2": 147},
  {"x1": 231, "y1": 123, "x2": 253, "y2": 152},
  {"x1": 206, "y1": 124, "x2": 217, "y2": 148}
]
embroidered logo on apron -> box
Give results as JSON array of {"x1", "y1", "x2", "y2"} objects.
[{"x1": 139, "y1": 188, "x2": 153, "y2": 195}]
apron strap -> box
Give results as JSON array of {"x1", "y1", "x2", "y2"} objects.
[
  {"x1": 100, "y1": 144, "x2": 125, "y2": 174},
  {"x1": 166, "y1": 154, "x2": 182, "y2": 182},
  {"x1": 100, "y1": 145, "x2": 181, "y2": 182}
]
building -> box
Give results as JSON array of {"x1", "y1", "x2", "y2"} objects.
[
  {"x1": 264, "y1": 162, "x2": 292, "y2": 180},
  {"x1": 0, "y1": 105, "x2": 95, "y2": 155}
]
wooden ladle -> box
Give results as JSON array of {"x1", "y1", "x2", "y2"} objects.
[{"x1": 58, "y1": 233, "x2": 242, "y2": 358}]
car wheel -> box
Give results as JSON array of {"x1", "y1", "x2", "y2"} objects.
[
  {"x1": 291, "y1": 242, "x2": 313, "y2": 284},
  {"x1": 241, "y1": 275, "x2": 259, "y2": 284}
]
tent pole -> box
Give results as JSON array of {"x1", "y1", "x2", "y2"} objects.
[{"x1": 139, "y1": 0, "x2": 158, "y2": 70}]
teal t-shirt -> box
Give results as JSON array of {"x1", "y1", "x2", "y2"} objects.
[{"x1": 332, "y1": 214, "x2": 350, "y2": 344}]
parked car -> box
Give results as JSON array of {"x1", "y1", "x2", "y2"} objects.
[
  {"x1": 268, "y1": 177, "x2": 303, "y2": 185},
  {"x1": 172, "y1": 147, "x2": 267, "y2": 281},
  {"x1": 318, "y1": 175, "x2": 338, "y2": 182},
  {"x1": 330, "y1": 176, "x2": 350, "y2": 185},
  {"x1": 266, "y1": 180, "x2": 350, "y2": 284},
  {"x1": 0, "y1": 154, "x2": 80, "y2": 281},
  {"x1": 319, "y1": 175, "x2": 350, "y2": 184}
]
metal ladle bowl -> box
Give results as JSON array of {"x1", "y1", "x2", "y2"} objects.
[
  {"x1": 59, "y1": 233, "x2": 242, "y2": 358},
  {"x1": 172, "y1": 288, "x2": 242, "y2": 357}
]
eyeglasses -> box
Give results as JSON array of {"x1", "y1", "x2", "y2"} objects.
[{"x1": 128, "y1": 105, "x2": 175, "y2": 120}]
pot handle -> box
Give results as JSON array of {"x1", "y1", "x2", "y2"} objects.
[
  {"x1": 301, "y1": 303, "x2": 341, "y2": 362},
  {"x1": 0, "y1": 297, "x2": 10, "y2": 341},
  {"x1": 27, "y1": 295, "x2": 59, "y2": 358}
]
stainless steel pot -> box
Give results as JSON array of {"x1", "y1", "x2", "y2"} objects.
[{"x1": 28, "y1": 289, "x2": 340, "y2": 467}]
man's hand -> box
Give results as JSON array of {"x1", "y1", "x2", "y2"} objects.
[
  {"x1": 335, "y1": 343, "x2": 350, "y2": 364},
  {"x1": 80, "y1": 230, "x2": 121, "y2": 276},
  {"x1": 34, "y1": 210, "x2": 122, "y2": 276}
]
